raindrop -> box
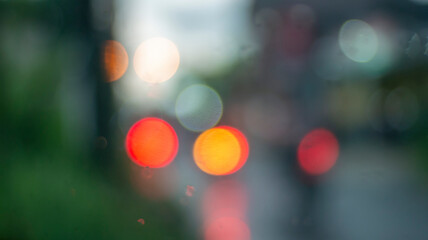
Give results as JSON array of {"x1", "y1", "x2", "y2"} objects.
[
  {"x1": 95, "y1": 136, "x2": 108, "y2": 149},
  {"x1": 186, "y1": 185, "x2": 195, "y2": 197}
]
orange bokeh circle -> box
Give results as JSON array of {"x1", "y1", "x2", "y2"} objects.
[
  {"x1": 297, "y1": 128, "x2": 339, "y2": 175},
  {"x1": 126, "y1": 117, "x2": 178, "y2": 168},
  {"x1": 193, "y1": 127, "x2": 248, "y2": 176},
  {"x1": 103, "y1": 40, "x2": 128, "y2": 82},
  {"x1": 218, "y1": 126, "x2": 249, "y2": 175}
]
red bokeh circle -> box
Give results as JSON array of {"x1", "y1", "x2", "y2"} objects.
[
  {"x1": 297, "y1": 128, "x2": 339, "y2": 175},
  {"x1": 126, "y1": 117, "x2": 178, "y2": 168}
]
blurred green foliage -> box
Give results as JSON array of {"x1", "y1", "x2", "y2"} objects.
[{"x1": 0, "y1": 1, "x2": 191, "y2": 239}]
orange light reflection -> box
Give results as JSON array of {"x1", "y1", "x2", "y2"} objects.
[
  {"x1": 103, "y1": 40, "x2": 128, "y2": 82},
  {"x1": 218, "y1": 126, "x2": 249, "y2": 175},
  {"x1": 193, "y1": 128, "x2": 241, "y2": 175},
  {"x1": 193, "y1": 126, "x2": 249, "y2": 176}
]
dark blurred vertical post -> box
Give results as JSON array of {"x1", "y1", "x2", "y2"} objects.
[
  {"x1": 65, "y1": 0, "x2": 115, "y2": 171},
  {"x1": 88, "y1": 0, "x2": 116, "y2": 172}
]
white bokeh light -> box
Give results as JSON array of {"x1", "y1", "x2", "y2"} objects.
[
  {"x1": 175, "y1": 84, "x2": 223, "y2": 132},
  {"x1": 134, "y1": 37, "x2": 180, "y2": 84},
  {"x1": 339, "y1": 19, "x2": 378, "y2": 63}
]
